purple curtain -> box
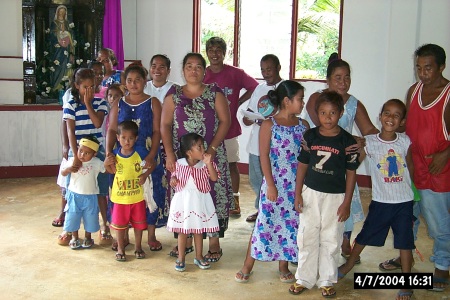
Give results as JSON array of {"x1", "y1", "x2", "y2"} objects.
[{"x1": 102, "y1": 0, "x2": 124, "y2": 70}]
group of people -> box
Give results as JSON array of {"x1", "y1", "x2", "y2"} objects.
[{"x1": 50, "y1": 39, "x2": 449, "y2": 300}]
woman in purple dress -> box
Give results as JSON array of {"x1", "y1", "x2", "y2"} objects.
[{"x1": 161, "y1": 53, "x2": 233, "y2": 263}]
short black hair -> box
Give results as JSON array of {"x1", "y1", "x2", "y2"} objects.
[
  {"x1": 206, "y1": 37, "x2": 227, "y2": 55},
  {"x1": 150, "y1": 54, "x2": 171, "y2": 69},
  {"x1": 118, "y1": 120, "x2": 138, "y2": 136},
  {"x1": 315, "y1": 91, "x2": 344, "y2": 114},
  {"x1": 179, "y1": 133, "x2": 204, "y2": 159},
  {"x1": 380, "y1": 99, "x2": 407, "y2": 119},
  {"x1": 261, "y1": 54, "x2": 280, "y2": 68},
  {"x1": 415, "y1": 44, "x2": 446, "y2": 67}
]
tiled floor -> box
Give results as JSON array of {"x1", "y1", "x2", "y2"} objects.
[{"x1": 0, "y1": 176, "x2": 448, "y2": 299}]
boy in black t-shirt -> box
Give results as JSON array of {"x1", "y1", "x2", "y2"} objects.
[{"x1": 289, "y1": 91, "x2": 360, "y2": 297}]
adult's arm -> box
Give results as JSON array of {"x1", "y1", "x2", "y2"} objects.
[
  {"x1": 143, "y1": 97, "x2": 162, "y2": 172},
  {"x1": 106, "y1": 100, "x2": 119, "y2": 156},
  {"x1": 66, "y1": 119, "x2": 81, "y2": 170},
  {"x1": 61, "y1": 119, "x2": 69, "y2": 160},
  {"x1": 305, "y1": 92, "x2": 321, "y2": 127},
  {"x1": 354, "y1": 101, "x2": 379, "y2": 136},
  {"x1": 161, "y1": 94, "x2": 176, "y2": 172},
  {"x1": 207, "y1": 92, "x2": 231, "y2": 155}
]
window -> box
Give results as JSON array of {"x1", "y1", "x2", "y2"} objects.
[{"x1": 196, "y1": 0, "x2": 343, "y2": 81}]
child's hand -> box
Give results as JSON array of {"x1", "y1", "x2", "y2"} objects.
[
  {"x1": 104, "y1": 153, "x2": 117, "y2": 173},
  {"x1": 170, "y1": 176, "x2": 178, "y2": 188},
  {"x1": 266, "y1": 184, "x2": 278, "y2": 202},
  {"x1": 202, "y1": 153, "x2": 212, "y2": 165},
  {"x1": 84, "y1": 86, "x2": 94, "y2": 106},
  {"x1": 294, "y1": 195, "x2": 303, "y2": 213},
  {"x1": 138, "y1": 174, "x2": 147, "y2": 186},
  {"x1": 337, "y1": 202, "x2": 351, "y2": 222},
  {"x1": 142, "y1": 156, "x2": 156, "y2": 172},
  {"x1": 353, "y1": 136, "x2": 366, "y2": 152}
]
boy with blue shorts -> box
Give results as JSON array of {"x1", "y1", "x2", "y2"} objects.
[
  {"x1": 338, "y1": 99, "x2": 415, "y2": 299},
  {"x1": 61, "y1": 136, "x2": 105, "y2": 249}
]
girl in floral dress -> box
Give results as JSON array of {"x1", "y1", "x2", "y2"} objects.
[{"x1": 235, "y1": 80, "x2": 309, "y2": 283}]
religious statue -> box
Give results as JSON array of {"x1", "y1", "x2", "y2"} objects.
[{"x1": 49, "y1": 5, "x2": 74, "y2": 92}]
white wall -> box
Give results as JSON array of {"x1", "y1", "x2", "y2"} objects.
[
  {"x1": 1, "y1": 0, "x2": 450, "y2": 171},
  {"x1": 122, "y1": 0, "x2": 193, "y2": 85}
]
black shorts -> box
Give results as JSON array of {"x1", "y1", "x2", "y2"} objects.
[{"x1": 355, "y1": 200, "x2": 415, "y2": 250}]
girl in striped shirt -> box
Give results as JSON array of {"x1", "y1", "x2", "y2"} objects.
[{"x1": 167, "y1": 133, "x2": 220, "y2": 272}]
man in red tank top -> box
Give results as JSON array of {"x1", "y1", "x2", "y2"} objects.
[{"x1": 408, "y1": 44, "x2": 449, "y2": 292}]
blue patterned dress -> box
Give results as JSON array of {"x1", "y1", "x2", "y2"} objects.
[
  {"x1": 116, "y1": 97, "x2": 167, "y2": 227},
  {"x1": 250, "y1": 117, "x2": 306, "y2": 262}
]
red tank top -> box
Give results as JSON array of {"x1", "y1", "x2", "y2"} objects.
[{"x1": 405, "y1": 81, "x2": 450, "y2": 192}]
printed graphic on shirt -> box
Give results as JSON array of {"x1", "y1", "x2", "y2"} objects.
[
  {"x1": 115, "y1": 161, "x2": 142, "y2": 197},
  {"x1": 377, "y1": 148, "x2": 407, "y2": 183},
  {"x1": 257, "y1": 95, "x2": 277, "y2": 118},
  {"x1": 310, "y1": 145, "x2": 340, "y2": 175}
]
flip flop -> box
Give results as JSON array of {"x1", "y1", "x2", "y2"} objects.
[
  {"x1": 57, "y1": 232, "x2": 72, "y2": 246},
  {"x1": 428, "y1": 277, "x2": 449, "y2": 292},
  {"x1": 279, "y1": 271, "x2": 296, "y2": 283},
  {"x1": 194, "y1": 258, "x2": 211, "y2": 270},
  {"x1": 341, "y1": 253, "x2": 361, "y2": 264},
  {"x1": 115, "y1": 253, "x2": 126, "y2": 262},
  {"x1": 245, "y1": 212, "x2": 258, "y2": 222},
  {"x1": 204, "y1": 248, "x2": 223, "y2": 263},
  {"x1": 289, "y1": 283, "x2": 307, "y2": 295},
  {"x1": 69, "y1": 238, "x2": 82, "y2": 250},
  {"x1": 169, "y1": 246, "x2": 194, "y2": 257},
  {"x1": 175, "y1": 260, "x2": 185, "y2": 272},
  {"x1": 235, "y1": 270, "x2": 253, "y2": 283},
  {"x1": 320, "y1": 286, "x2": 336, "y2": 298},
  {"x1": 148, "y1": 240, "x2": 162, "y2": 251},
  {"x1": 51, "y1": 217, "x2": 64, "y2": 227},
  {"x1": 379, "y1": 258, "x2": 402, "y2": 271},
  {"x1": 99, "y1": 227, "x2": 113, "y2": 245},
  {"x1": 134, "y1": 250, "x2": 146, "y2": 259},
  {"x1": 82, "y1": 238, "x2": 94, "y2": 249}
]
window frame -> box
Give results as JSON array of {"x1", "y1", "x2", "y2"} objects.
[{"x1": 192, "y1": 0, "x2": 344, "y2": 82}]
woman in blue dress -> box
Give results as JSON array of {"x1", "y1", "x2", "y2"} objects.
[
  {"x1": 304, "y1": 58, "x2": 378, "y2": 261},
  {"x1": 106, "y1": 64, "x2": 167, "y2": 252}
]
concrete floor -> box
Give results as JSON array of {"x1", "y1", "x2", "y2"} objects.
[{"x1": 0, "y1": 175, "x2": 448, "y2": 300}]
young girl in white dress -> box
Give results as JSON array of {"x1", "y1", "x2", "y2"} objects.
[{"x1": 167, "y1": 133, "x2": 220, "y2": 272}]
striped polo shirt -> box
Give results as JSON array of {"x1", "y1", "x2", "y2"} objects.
[{"x1": 63, "y1": 97, "x2": 108, "y2": 145}]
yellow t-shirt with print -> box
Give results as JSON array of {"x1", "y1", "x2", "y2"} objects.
[{"x1": 111, "y1": 151, "x2": 144, "y2": 204}]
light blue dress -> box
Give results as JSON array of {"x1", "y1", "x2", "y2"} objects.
[{"x1": 304, "y1": 93, "x2": 365, "y2": 232}]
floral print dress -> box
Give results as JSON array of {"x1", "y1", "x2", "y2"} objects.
[
  {"x1": 250, "y1": 117, "x2": 306, "y2": 262},
  {"x1": 166, "y1": 83, "x2": 234, "y2": 235}
]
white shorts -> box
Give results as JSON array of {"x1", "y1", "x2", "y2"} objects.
[{"x1": 224, "y1": 137, "x2": 240, "y2": 163}]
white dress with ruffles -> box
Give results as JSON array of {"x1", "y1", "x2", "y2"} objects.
[{"x1": 167, "y1": 159, "x2": 219, "y2": 234}]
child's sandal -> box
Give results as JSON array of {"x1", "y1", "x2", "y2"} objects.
[
  {"x1": 320, "y1": 286, "x2": 336, "y2": 298},
  {"x1": 69, "y1": 238, "x2": 82, "y2": 250}
]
